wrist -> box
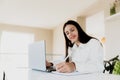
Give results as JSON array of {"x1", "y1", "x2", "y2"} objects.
[{"x1": 71, "y1": 62, "x2": 76, "y2": 70}]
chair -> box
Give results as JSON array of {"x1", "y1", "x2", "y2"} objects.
[{"x1": 103, "y1": 55, "x2": 119, "y2": 74}]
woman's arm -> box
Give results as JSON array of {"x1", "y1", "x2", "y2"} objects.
[{"x1": 73, "y1": 39, "x2": 104, "y2": 73}]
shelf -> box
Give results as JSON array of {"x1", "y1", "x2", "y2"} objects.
[{"x1": 105, "y1": 12, "x2": 120, "y2": 22}]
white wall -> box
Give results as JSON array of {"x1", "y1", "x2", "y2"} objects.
[
  {"x1": 52, "y1": 24, "x2": 65, "y2": 60},
  {"x1": 105, "y1": 20, "x2": 120, "y2": 59},
  {"x1": 86, "y1": 11, "x2": 106, "y2": 59},
  {"x1": 104, "y1": 0, "x2": 120, "y2": 60},
  {"x1": 86, "y1": 11, "x2": 105, "y2": 40}
]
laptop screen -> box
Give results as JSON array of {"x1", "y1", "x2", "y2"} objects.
[{"x1": 28, "y1": 40, "x2": 46, "y2": 71}]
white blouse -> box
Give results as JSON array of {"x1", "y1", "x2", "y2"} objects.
[{"x1": 69, "y1": 39, "x2": 104, "y2": 73}]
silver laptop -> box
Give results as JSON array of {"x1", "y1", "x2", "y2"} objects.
[{"x1": 28, "y1": 40, "x2": 55, "y2": 72}]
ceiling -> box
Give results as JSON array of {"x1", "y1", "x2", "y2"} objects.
[{"x1": 0, "y1": 0, "x2": 103, "y2": 29}]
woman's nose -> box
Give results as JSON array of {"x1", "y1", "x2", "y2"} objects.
[{"x1": 68, "y1": 32, "x2": 72, "y2": 37}]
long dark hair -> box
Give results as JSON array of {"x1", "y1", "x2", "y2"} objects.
[{"x1": 63, "y1": 20, "x2": 94, "y2": 61}]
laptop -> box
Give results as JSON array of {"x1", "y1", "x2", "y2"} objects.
[{"x1": 28, "y1": 40, "x2": 56, "y2": 72}]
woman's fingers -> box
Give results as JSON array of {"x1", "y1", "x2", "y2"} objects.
[
  {"x1": 56, "y1": 62, "x2": 65, "y2": 70},
  {"x1": 56, "y1": 62, "x2": 75, "y2": 73},
  {"x1": 56, "y1": 62, "x2": 69, "y2": 73}
]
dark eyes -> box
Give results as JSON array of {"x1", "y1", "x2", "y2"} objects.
[
  {"x1": 65, "y1": 32, "x2": 69, "y2": 35},
  {"x1": 70, "y1": 28, "x2": 74, "y2": 32},
  {"x1": 65, "y1": 28, "x2": 75, "y2": 35}
]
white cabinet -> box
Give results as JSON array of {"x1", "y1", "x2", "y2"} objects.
[
  {"x1": 105, "y1": 0, "x2": 120, "y2": 59},
  {"x1": 105, "y1": 12, "x2": 120, "y2": 22}
]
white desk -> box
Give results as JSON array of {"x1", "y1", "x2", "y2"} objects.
[{"x1": 5, "y1": 68, "x2": 120, "y2": 80}]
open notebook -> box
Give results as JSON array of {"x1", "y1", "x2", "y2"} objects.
[{"x1": 28, "y1": 40, "x2": 56, "y2": 72}]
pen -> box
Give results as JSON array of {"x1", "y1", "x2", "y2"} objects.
[
  {"x1": 64, "y1": 47, "x2": 72, "y2": 61},
  {"x1": 64, "y1": 54, "x2": 70, "y2": 61}
]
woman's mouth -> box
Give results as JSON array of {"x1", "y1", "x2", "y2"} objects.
[{"x1": 69, "y1": 35, "x2": 76, "y2": 40}]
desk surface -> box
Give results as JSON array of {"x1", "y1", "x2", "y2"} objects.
[{"x1": 5, "y1": 68, "x2": 120, "y2": 80}]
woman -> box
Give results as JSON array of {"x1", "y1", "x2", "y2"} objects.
[{"x1": 47, "y1": 20, "x2": 104, "y2": 73}]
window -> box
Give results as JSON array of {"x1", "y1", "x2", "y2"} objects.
[
  {"x1": 0, "y1": 31, "x2": 34, "y2": 68},
  {"x1": 0, "y1": 31, "x2": 34, "y2": 54}
]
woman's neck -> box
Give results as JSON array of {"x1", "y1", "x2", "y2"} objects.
[{"x1": 75, "y1": 41, "x2": 80, "y2": 47}]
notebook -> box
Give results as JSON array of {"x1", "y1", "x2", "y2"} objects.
[{"x1": 28, "y1": 40, "x2": 56, "y2": 72}]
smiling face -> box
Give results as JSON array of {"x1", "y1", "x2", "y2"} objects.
[{"x1": 64, "y1": 24, "x2": 79, "y2": 44}]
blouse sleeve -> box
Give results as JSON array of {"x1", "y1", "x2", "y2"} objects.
[{"x1": 73, "y1": 39, "x2": 104, "y2": 73}]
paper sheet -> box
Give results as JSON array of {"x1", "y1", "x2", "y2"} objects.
[{"x1": 51, "y1": 71, "x2": 87, "y2": 76}]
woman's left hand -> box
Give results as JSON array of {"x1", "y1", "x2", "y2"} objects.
[{"x1": 55, "y1": 62, "x2": 76, "y2": 73}]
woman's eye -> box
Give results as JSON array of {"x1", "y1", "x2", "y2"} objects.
[
  {"x1": 70, "y1": 29, "x2": 74, "y2": 32},
  {"x1": 66, "y1": 32, "x2": 69, "y2": 35}
]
